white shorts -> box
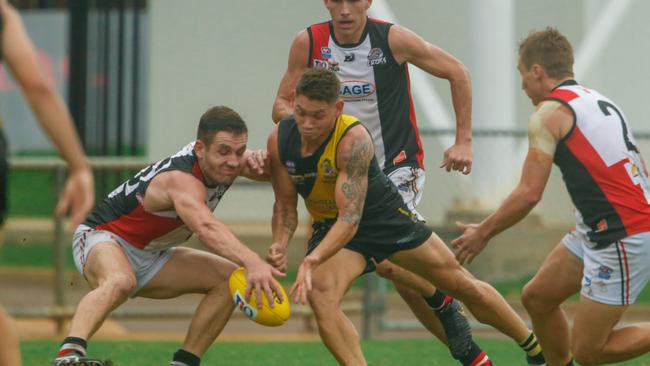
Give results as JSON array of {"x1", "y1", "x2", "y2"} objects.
[
  {"x1": 563, "y1": 230, "x2": 650, "y2": 305},
  {"x1": 73, "y1": 224, "x2": 175, "y2": 296},
  {"x1": 387, "y1": 166, "x2": 425, "y2": 221}
]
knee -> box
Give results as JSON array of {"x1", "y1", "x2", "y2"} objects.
[
  {"x1": 307, "y1": 285, "x2": 340, "y2": 318},
  {"x1": 375, "y1": 261, "x2": 395, "y2": 280},
  {"x1": 102, "y1": 273, "x2": 136, "y2": 300},
  {"x1": 521, "y1": 281, "x2": 554, "y2": 315}
]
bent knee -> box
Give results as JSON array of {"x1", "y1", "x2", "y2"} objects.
[
  {"x1": 375, "y1": 261, "x2": 396, "y2": 280},
  {"x1": 103, "y1": 273, "x2": 136, "y2": 298},
  {"x1": 521, "y1": 281, "x2": 555, "y2": 314}
]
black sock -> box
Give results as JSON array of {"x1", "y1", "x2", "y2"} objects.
[
  {"x1": 423, "y1": 290, "x2": 451, "y2": 312},
  {"x1": 458, "y1": 340, "x2": 490, "y2": 366},
  {"x1": 57, "y1": 336, "x2": 87, "y2": 357},
  {"x1": 173, "y1": 349, "x2": 200, "y2": 366}
]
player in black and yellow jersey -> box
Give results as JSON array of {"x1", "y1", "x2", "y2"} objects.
[{"x1": 266, "y1": 68, "x2": 539, "y2": 366}]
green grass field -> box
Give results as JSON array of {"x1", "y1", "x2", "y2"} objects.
[{"x1": 23, "y1": 338, "x2": 650, "y2": 365}]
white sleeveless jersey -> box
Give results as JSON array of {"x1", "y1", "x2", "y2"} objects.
[
  {"x1": 84, "y1": 142, "x2": 230, "y2": 251},
  {"x1": 307, "y1": 18, "x2": 424, "y2": 172},
  {"x1": 546, "y1": 80, "x2": 650, "y2": 246}
]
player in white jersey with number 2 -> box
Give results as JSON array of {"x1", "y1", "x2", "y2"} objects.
[{"x1": 453, "y1": 27, "x2": 650, "y2": 366}]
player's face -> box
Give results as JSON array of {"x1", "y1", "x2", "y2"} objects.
[
  {"x1": 294, "y1": 95, "x2": 343, "y2": 144},
  {"x1": 324, "y1": 0, "x2": 371, "y2": 42},
  {"x1": 195, "y1": 131, "x2": 247, "y2": 186},
  {"x1": 517, "y1": 57, "x2": 543, "y2": 106}
]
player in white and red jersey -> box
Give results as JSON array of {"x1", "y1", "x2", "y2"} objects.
[
  {"x1": 453, "y1": 28, "x2": 650, "y2": 366},
  {"x1": 51, "y1": 106, "x2": 285, "y2": 366},
  {"x1": 271, "y1": 1, "x2": 545, "y2": 366}
]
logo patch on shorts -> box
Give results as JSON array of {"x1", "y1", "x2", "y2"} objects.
[{"x1": 597, "y1": 265, "x2": 613, "y2": 280}]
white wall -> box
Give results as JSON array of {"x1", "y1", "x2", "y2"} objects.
[{"x1": 147, "y1": 0, "x2": 650, "y2": 225}]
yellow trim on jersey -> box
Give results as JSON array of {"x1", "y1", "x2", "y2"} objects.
[
  {"x1": 306, "y1": 114, "x2": 360, "y2": 221},
  {"x1": 528, "y1": 101, "x2": 561, "y2": 157}
]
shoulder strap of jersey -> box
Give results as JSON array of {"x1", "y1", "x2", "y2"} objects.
[{"x1": 307, "y1": 21, "x2": 330, "y2": 68}]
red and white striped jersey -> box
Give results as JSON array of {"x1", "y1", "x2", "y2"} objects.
[
  {"x1": 83, "y1": 142, "x2": 230, "y2": 251},
  {"x1": 307, "y1": 18, "x2": 424, "y2": 172},
  {"x1": 546, "y1": 80, "x2": 650, "y2": 246}
]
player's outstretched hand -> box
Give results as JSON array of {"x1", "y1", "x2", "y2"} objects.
[
  {"x1": 440, "y1": 142, "x2": 472, "y2": 175},
  {"x1": 451, "y1": 221, "x2": 488, "y2": 265},
  {"x1": 290, "y1": 254, "x2": 319, "y2": 305},
  {"x1": 266, "y1": 242, "x2": 288, "y2": 273},
  {"x1": 55, "y1": 166, "x2": 94, "y2": 230},
  {"x1": 244, "y1": 259, "x2": 285, "y2": 309}
]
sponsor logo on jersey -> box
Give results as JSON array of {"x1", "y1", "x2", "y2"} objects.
[
  {"x1": 321, "y1": 159, "x2": 337, "y2": 184},
  {"x1": 597, "y1": 265, "x2": 613, "y2": 280},
  {"x1": 313, "y1": 59, "x2": 340, "y2": 72},
  {"x1": 286, "y1": 161, "x2": 296, "y2": 174},
  {"x1": 339, "y1": 80, "x2": 376, "y2": 100},
  {"x1": 344, "y1": 53, "x2": 355, "y2": 62},
  {"x1": 321, "y1": 47, "x2": 332, "y2": 59},
  {"x1": 367, "y1": 48, "x2": 387, "y2": 66},
  {"x1": 289, "y1": 172, "x2": 317, "y2": 184}
]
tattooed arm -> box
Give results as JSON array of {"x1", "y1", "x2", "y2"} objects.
[
  {"x1": 267, "y1": 125, "x2": 299, "y2": 272},
  {"x1": 307, "y1": 124, "x2": 374, "y2": 265}
]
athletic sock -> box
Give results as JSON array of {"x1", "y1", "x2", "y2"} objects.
[
  {"x1": 519, "y1": 332, "x2": 544, "y2": 360},
  {"x1": 172, "y1": 349, "x2": 200, "y2": 366},
  {"x1": 57, "y1": 336, "x2": 87, "y2": 358},
  {"x1": 459, "y1": 340, "x2": 492, "y2": 366},
  {"x1": 423, "y1": 289, "x2": 453, "y2": 313}
]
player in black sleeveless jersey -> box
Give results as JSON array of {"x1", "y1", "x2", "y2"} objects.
[
  {"x1": 269, "y1": 68, "x2": 543, "y2": 366},
  {"x1": 0, "y1": 1, "x2": 95, "y2": 365},
  {"x1": 271, "y1": 1, "x2": 546, "y2": 365}
]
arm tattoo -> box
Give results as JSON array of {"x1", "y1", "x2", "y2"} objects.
[{"x1": 340, "y1": 136, "x2": 371, "y2": 224}]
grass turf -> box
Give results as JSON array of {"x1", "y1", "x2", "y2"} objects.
[{"x1": 24, "y1": 338, "x2": 650, "y2": 365}]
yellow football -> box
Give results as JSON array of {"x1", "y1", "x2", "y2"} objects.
[{"x1": 228, "y1": 267, "x2": 290, "y2": 326}]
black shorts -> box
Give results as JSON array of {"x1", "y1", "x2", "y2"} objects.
[{"x1": 307, "y1": 209, "x2": 433, "y2": 274}]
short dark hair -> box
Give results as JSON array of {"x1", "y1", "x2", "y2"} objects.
[
  {"x1": 295, "y1": 68, "x2": 340, "y2": 104},
  {"x1": 519, "y1": 27, "x2": 574, "y2": 79},
  {"x1": 197, "y1": 106, "x2": 247, "y2": 145}
]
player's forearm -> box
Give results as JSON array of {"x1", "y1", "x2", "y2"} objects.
[
  {"x1": 196, "y1": 221, "x2": 261, "y2": 267},
  {"x1": 271, "y1": 202, "x2": 298, "y2": 248},
  {"x1": 272, "y1": 98, "x2": 293, "y2": 124},
  {"x1": 25, "y1": 86, "x2": 89, "y2": 172},
  {"x1": 449, "y1": 76, "x2": 472, "y2": 144},
  {"x1": 479, "y1": 186, "x2": 540, "y2": 240},
  {"x1": 310, "y1": 220, "x2": 358, "y2": 265}
]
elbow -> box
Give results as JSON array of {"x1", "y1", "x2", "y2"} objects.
[
  {"x1": 523, "y1": 189, "x2": 543, "y2": 207},
  {"x1": 22, "y1": 76, "x2": 55, "y2": 99}
]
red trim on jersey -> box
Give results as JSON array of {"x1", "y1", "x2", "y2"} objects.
[
  {"x1": 546, "y1": 88, "x2": 579, "y2": 103},
  {"x1": 620, "y1": 241, "x2": 631, "y2": 304},
  {"x1": 565, "y1": 127, "x2": 650, "y2": 236},
  {"x1": 309, "y1": 22, "x2": 330, "y2": 66},
  {"x1": 191, "y1": 161, "x2": 207, "y2": 185},
  {"x1": 96, "y1": 204, "x2": 183, "y2": 249},
  {"x1": 404, "y1": 65, "x2": 424, "y2": 169}
]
